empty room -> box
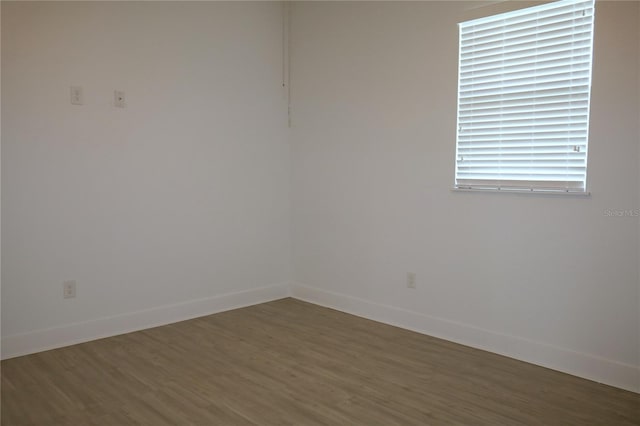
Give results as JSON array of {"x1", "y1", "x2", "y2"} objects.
[{"x1": 1, "y1": 0, "x2": 639, "y2": 424}]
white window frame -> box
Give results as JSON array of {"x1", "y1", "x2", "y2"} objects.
[{"x1": 453, "y1": 0, "x2": 595, "y2": 195}]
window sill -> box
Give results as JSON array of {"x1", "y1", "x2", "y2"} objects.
[{"x1": 451, "y1": 187, "x2": 591, "y2": 197}]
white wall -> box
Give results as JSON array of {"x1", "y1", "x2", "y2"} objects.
[
  {"x1": 0, "y1": 0, "x2": 3, "y2": 373},
  {"x1": 2, "y1": 1, "x2": 291, "y2": 356},
  {"x1": 2, "y1": 0, "x2": 638, "y2": 393},
  {"x1": 290, "y1": 1, "x2": 640, "y2": 392},
  {"x1": 637, "y1": 3, "x2": 640, "y2": 382}
]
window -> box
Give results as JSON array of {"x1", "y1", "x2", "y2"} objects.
[{"x1": 454, "y1": 0, "x2": 595, "y2": 193}]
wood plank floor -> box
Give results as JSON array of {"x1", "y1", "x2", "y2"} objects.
[{"x1": 2, "y1": 298, "x2": 639, "y2": 425}]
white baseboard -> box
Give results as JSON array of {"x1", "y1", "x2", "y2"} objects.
[
  {"x1": 4, "y1": 281, "x2": 637, "y2": 394},
  {"x1": 291, "y1": 283, "x2": 640, "y2": 393},
  {"x1": 2, "y1": 283, "x2": 289, "y2": 360}
]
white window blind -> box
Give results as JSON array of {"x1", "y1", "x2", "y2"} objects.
[{"x1": 455, "y1": 0, "x2": 595, "y2": 193}]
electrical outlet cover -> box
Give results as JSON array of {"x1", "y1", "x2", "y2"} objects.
[{"x1": 63, "y1": 280, "x2": 77, "y2": 299}]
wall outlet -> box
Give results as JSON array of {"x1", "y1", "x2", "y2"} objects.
[
  {"x1": 406, "y1": 272, "x2": 416, "y2": 289},
  {"x1": 70, "y1": 86, "x2": 83, "y2": 105},
  {"x1": 63, "y1": 280, "x2": 76, "y2": 299}
]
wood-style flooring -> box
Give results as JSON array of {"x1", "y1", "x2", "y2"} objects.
[{"x1": 2, "y1": 298, "x2": 639, "y2": 425}]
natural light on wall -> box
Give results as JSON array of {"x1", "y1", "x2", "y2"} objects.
[{"x1": 454, "y1": 0, "x2": 595, "y2": 193}]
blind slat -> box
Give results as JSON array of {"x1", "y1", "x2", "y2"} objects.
[{"x1": 459, "y1": 42, "x2": 592, "y2": 71}]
